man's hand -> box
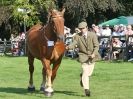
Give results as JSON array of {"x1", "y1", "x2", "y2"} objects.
[
  {"x1": 89, "y1": 54, "x2": 95, "y2": 59},
  {"x1": 65, "y1": 46, "x2": 69, "y2": 50}
]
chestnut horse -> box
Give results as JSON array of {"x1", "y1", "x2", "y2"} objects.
[{"x1": 27, "y1": 9, "x2": 65, "y2": 96}]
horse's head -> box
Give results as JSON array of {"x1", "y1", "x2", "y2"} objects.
[{"x1": 49, "y1": 9, "x2": 65, "y2": 41}]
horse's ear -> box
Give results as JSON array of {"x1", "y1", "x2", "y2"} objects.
[{"x1": 61, "y1": 8, "x2": 65, "y2": 16}]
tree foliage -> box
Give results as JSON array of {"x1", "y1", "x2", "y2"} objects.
[
  {"x1": 12, "y1": 0, "x2": 40, "y2": 27},
  {"x1": 0, "y1": 0, "x2": 56, "y2": 39},
  {"x1": 63, "y1": 0, "x2": 123, "y2": 28},
  {"x1": 11, "y1": 0, "x2": 57, "y2": 27}
]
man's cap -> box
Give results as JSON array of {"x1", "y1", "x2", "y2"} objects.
[{"x1": 78, "y1": 21, "x2": 87, "y2": 28}]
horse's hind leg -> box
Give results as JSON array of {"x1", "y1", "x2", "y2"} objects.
[{"x1": 27, "y1": 52, "x2": 35, "y2": 91}]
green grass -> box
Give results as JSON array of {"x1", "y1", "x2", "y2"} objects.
[{"x1": 0, "y1": 56, "x2": 133, "y2": 99}]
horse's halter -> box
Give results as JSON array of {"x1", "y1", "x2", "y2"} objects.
[{"x1": 48, "y1": 13, "x2": 65, "y2": 42}]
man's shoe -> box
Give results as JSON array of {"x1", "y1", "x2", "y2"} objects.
[
  {"x1": 80, "y1": 73, "x2": 83, "y2": 87},
  {"x1": 85, "y1": 89, "x2": 90, "y2": 96}
]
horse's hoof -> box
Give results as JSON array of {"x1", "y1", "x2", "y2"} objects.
[
  {"x1": 28, "y1": 86, "x2": 35, "y2": 92},
  {"x1": 40, "y1": 87, "x2": 45, "y2": 92},
  {"x1": 44, "y1": 91, "x2": 54, "y2": 97}
]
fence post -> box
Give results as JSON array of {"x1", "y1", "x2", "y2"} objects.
[
  {"x1": 109, "y1": 35, "x2": 112, "y2": 61},
  {"x1": 125, "y1": 35, "x2": 129, "y2": 61}
]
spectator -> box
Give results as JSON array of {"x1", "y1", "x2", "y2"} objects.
[
  {"x1": 91, "y1": 24, "x2": 96, "y2": 32},
  {"x1": 125, "y1": 25, "x2": 133, "y2": 61},
  {"x1": 99, "y1": 25, "x2": 111, "y2": 60},
  {"x1": 112, "y1": 38, "x2": 122, "y2": 60},
  {"x1": 64, "y1": 26, "x2": 72, "y2": 38},
  {"x1": 112, "y1": 25, "x2": 119, "y2": 36},
  {"x1": 125, "y1": 25, "x2": 133, "y2": 35},
  {"x1": 101, "y1": 25, "x2": 111, "y2": 36},
  {"x1": 118, "y1": 24, "x2": 126, "y2": 43}
]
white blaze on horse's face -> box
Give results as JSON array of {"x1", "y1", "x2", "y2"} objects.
[{"x1": 50, "y1": 9, "x2": 65, "y2": 40}]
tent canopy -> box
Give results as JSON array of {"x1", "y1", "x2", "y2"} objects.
[{"x1": 99, "y1": 16, "x2": 128, "y2": 27}]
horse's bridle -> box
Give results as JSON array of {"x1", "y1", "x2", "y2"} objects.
[{"x1": 46, "y1": 14, "x2": 65, "y2": 42}]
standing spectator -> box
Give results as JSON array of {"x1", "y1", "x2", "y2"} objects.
[
  {"x1": 66, "y1": 21, "x2": 101, "y2": 96},
  {"x1": 18, "y1": 32, "x2": 25, "y2": 56},
  {"x1": 64, "y1": 26, "x2": 72, "y2": 38},
  {"x1": 125, "y1": 25, "x2": 133, "y2": 61},
  {"x1": 91, "y1": 24, "x2": 96, "y2": 32},
  {"x1": 20, "y1": 32, "x2": 25, "y2": 41},
  {"x1": 10, "y1": 34, "x2": 15, "y2": 41},
  {"x1": 10, "y1": 34, "x2": 19, "y2": 56}
]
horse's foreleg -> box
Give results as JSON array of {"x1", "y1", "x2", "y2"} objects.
[
  {"x1": 40, "y1": 67, "x2": 46, "y2": 91},
  {"x1": 28, "y1": 53, "x2": 35, "y2": 91},
  {"x1": 41, "y1": 58, "x2": 53, "y2": 96},
  {"x1": 51, "y1": 58, "x2": 62, "y2": 83}
]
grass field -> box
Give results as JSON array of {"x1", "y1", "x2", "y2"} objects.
[{"x1": 0, "y1": 56, "x2": 133, "y2": 99}]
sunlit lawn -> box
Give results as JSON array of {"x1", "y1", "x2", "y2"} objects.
[{"x1": 0, "y1": 56, "x2": 133, "y2": 99}]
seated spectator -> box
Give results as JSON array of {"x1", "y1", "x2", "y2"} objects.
[
  {"x1": 112, "y1": 38, "x2": 122, "y2": 60},
  {"x1": 125, "y1": 25, "x2": 133, "y2": 35},
  {"x1": 98, "y1": 25, "x2": 111, "y2": 60},
  {"x1": 112, "y1": 24, "x2": 126, "y2": 46},
  {"x1": 112, "y1": 25, "x2": 120, "y2": 36},
  {"x1": 102, "y1": 25, "x2": 111, "y2": 36},
  {"x1": 118, "y1": 24, "x2": 126, "y2": 43}
]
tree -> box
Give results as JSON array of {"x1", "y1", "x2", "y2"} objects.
[
  {"x1": 62, "y1": 0, "x2": 123, "y2": 29},
  {"x1": 118, "y1": 0, "x2": 133, "y2": 15},
  {"x1": 0, "y1": 0, "x2": 13, "y2": 40},
  {"x1": 0, "y1": 0, "x2": 56, "y2": 39}
]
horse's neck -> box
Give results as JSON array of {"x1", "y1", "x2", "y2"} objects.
[{"x1": 44, "y1": 24, "x2": 57, "y2": 41}]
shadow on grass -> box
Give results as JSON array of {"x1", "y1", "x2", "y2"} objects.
[
  {"x1": 55, "y1": 90, "x2": 84, "y2": 97},
  {"x1": 0, "y1": 87, "x2": 37, "y2": 95},
  {"x1": 0, "y1": 87, "x2": 85, "y2": 97}
]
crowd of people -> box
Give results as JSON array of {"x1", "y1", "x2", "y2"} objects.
[
  {"x1": 64, "y1": 24, "x2": 133, "y2": 61},
  {"x1": 0, "y1": 24, "x2": 133, "y2": 60},
  {"x1": 92, "y1": 24, "x2": 133, "y2": 61},
  {"x1": 10, "y1": 32, "x2": 25, "y2": 56}
]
